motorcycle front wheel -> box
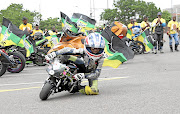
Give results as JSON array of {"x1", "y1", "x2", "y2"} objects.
[
  {"x1": 131, "y1": 41, "x2": 145, "y2": 54},
  {"x1": 0, "y1": 61, "x2": 7, "y2": 77},
  {"x1": 7, "y1": 51, "x2": 26, "y2": 73},
  {"x1": 39, "y1": 82, "x2": 53, "y2": 100}
]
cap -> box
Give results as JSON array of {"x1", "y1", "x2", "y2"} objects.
[
  {"x1": 22, "y1": 17, "x2": 27, "y2": 21},
  {"x1": 157, "y1": 12, "x2": 162, "y2": 16},
  {"x1": 143, "y1": 16, "x2": 148, "y2": 19}
]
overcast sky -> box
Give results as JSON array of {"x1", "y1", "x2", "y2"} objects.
[{"x1": 1, "y1": 0, "x2": 180, "y2": 24}]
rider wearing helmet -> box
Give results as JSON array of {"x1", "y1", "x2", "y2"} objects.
[{"x1": 45, "y1": 32, "x2": 105, "y2": 95}]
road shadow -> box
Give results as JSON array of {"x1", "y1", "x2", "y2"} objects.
[{"x1": 40, "y1": 92, "x2": 92, "y2": 101}]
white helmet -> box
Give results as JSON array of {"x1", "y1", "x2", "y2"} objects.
[{"x1": 84, "y1": 32, "x2": 105, "y2": 61}]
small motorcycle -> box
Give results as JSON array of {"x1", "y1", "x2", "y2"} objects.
[{"x1": 39, "y1": 57, "x2": 82, "y2": 100}]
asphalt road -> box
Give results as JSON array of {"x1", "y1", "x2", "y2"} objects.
[{"x1": 0, "y1": 34, "x2": 180, "y2": 114}]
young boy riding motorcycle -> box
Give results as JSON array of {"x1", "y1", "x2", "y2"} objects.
[{"x1": 45, "y1": 32, "x2": 105, "y2": 95}]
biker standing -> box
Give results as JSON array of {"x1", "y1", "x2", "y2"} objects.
[
  {"x1": 19, "y1": 17, "x2": 32, "y2": 33},
  {"x1": 167, "y1": 16, "x2": 179, "y2": 52},
  {"x1": 45, "y1": 32, "x2": 105, "y2": 95},
  {"x1": 32, "y1": 24, "x2": 43, "y2": 36},
  {"x1": 152, "y1": 12, "x2": 166, "y2": 54},
  {"x1": 141, "y1": 16, "x2": 150, "y2": 34}
]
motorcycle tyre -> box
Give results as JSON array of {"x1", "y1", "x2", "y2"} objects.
[
  {"x1": 39, "y1": 82, "x2": 53, "y2": 100},
  {"x1": 34, "y1": 49, "x2": 47, "y2": 66},
  {"x1": 0, "y1": 62, "x2": 7, "y2": 77},
  {"x1": 132, "y1": 41, "x2": 145, "y2": 55},
  {"x1": 7, "y1": 52, "x2": 26, "y2": 73}
]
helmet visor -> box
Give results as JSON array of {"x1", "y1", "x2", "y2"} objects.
[{"x1": 87, "y1": 47, "x2": 104, "y2": 55}]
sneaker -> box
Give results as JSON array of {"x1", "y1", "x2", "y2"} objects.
[
  {"x1": 170, "y1": 48, "x2": 173, "y2": 52},
  {"x1": 175, "y1": 49, "x2": 179, "y2": 52},
  {"x1": 160, "y1": 49, "x2": 164, "y2": 53},
  {"x1": 154, "y1": 49, "x2": 157, "y2": 54}
]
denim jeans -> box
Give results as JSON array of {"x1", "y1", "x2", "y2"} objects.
[{"x1": 169, "y1": 33, "x2": 179, "y2": 46}]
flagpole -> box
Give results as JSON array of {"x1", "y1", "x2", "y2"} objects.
[
  {"x1": 90, "y1": 0, "x2": 92, "y2": 18},
  {"x1": 107, "y1": 0, "x2": 109, "y2": 9}
]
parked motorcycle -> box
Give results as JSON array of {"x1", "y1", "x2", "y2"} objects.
[
  {"x1": 0, "y1": 48, "x2": 26, "y2": 76},
  {"x1": 39, "y1": 57, "x2": 82, "y2": 100},
  {"x1": 16, "y1": 34, "x2": 47, "y2": 66},
  {"x1": 123, "y1": 38, "x2": 145, "y2": 54}
]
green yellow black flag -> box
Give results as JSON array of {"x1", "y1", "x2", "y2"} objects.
[{"x1": 60, "y1": 12, "x2": 78, "y2": 33}]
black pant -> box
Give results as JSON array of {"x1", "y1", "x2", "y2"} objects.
[{"x1": 154, "y1": 33, "x2": 163, "y2": 50}]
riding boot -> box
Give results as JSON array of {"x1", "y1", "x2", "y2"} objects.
[
  {"x1": 79, "y1": 80, "x2": 99, "y2": 95},
  {"x1": 85, "y1": 80, "x2": 99, "y2": 95},
  {"x1": 170, "y1": 45, "x2": 173, "y2": 52},
  {"x1": 175, "y1": 44, "x2": 179, "y2": 51}
]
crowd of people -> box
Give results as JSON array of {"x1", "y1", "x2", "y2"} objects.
[
  {"x1": 17, "y1": 11, "x2": 180, "y2": 56},
  {"x1": 19, "y1": 17, "x2": 58, "y2": 37},
  {"x1": 127, "y1": 12, "x2": 180, "y2": 54}
]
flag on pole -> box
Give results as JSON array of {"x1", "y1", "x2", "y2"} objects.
[
  {"x1": 60, "y1": 12, "x2": 78, "y2": 33},
  {"x1": 103, "y1": 38, "x2": 127, "y2": 68},
  {"x1": 0, "y1": 17, "x2": 28, "y2": 46}
]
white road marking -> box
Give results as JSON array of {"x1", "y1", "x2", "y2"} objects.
[
  {"x1": 3, "y1": 67, "x2": 127, "y2": 77},
  {"x1": 102, "y1": 67, "x2": 127, "y2": 70},
  {"x1": 0, "y1": 77, "x2": 129, "y2": 87},
  {"x1": 0, "y1": 82, "x2": 43, "y2": 87}
]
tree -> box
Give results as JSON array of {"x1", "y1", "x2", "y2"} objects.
[
  {"x1": 40, "y1": 17, "x2": 62, "y2": 31},
  {"x1": 162, "y1": 11, "x2": 171, "y2": 23},
  {"x1": 100, "y1": 9, "x2": 117, "y2": 22},
  {"x1": 100, "y1": 0, "x2": 162, "y2": 25},
  {"x1": 0, "y1": 3, "x2": 41, "y2": 27}
]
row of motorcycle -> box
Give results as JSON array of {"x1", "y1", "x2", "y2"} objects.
[{"x1": 0, "y1": 32, "x2": 60, "y2": 77}]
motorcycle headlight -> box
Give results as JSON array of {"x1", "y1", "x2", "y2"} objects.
[{"x1": 49, "y1": 70, "x2": 55, "y2": 75}]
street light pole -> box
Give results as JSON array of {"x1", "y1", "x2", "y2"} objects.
[
  {"x1": 107, "y1": 0, "x2": 109, "y2": 9},
  {"x1": 171, "y1": 0, "x2": 173, "y2": 15}
]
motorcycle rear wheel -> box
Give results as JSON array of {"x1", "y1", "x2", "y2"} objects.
[
  {"x1": 39, "y1": 82, "x2": 53, "y2": 100},
  {"x1": 34, "y1": 49, "x2": 47, "y2": 66}
]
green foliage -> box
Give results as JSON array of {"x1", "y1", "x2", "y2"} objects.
[
  {"x1": 0, "y1": 3, "x2": 41, "y2": 27},
  {"x1": 162, "y1": 11, "x2": 172, "y2": 23},
  {"x1": 100, "y1": 0, "x2": 168, "y2": 25},
  {"x1": 0, "y1": 3, "x2": 62, "y2": 32},
  {"x1": 40, "y1": 17, "x2": 62, "y2": 31},
  {"x1": 100, "y1": 9, "x2": 117, "y2": 22}
]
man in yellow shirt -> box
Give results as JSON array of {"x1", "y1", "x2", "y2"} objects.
[
  {"x1": 128, "y1": 18, "x2": 139, "y2": 37},
  {"x1": 32, "y1": 24, "x2": 43, "y2": 40},
  {"x1": 167, "y1": 16, "x2": 179, "y2": 52},
  {"x1": 19, "y1": 17, "x2": 32, "y2": 33},
  {"x1": 141, "y1": 16, "x2": 150, "y2": 35},
  {"x1": 32, "y1": 24, "x2": 43, "y2": 35},
  {"x1": 152, "y1": 12, "x2": 166, "y2": 54},
  {"x1": 49, "y1": 26, "x2": 58, "y2": 35}
]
